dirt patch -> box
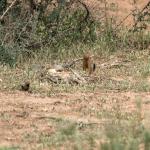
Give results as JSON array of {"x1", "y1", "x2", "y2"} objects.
[
  {"x1": 85, "y1": 0, "x2": 150, "y2": 26},
  {"x1": 0, "y1": 90, "x2": 150, "y2": 148}
]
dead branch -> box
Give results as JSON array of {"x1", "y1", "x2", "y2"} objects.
[
  {"x1": 77, "y1": 0, "x2": 91, "y2": 33},
  {"x1": 115, "y1": 12, "x2": 132, "y2": 30},
  {"x1": 63, "y1": 54, "x2": 96, "y2": 68},
  {"x1": 77, "y1": 0, "x2": 90, "y2": 23},
  {"x1": 69, "y1": 68, "x2": 86, "y2": 82},
  {"x1": 0, "y1": 0, "x2": 17, "y2": 21},
  {"x1": 130, "y1": 1, "x2": 150, "y2": 32},
  {"x1": 115, "y1": 1, "x2": 150, "y2": 32},
  {"x1": 62, "y1": 58, "x2": 83, "y2": 68}
]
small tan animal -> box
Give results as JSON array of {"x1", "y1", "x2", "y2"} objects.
[
  {"x1": 83, "y1": 52, "x2": 96, "y2": 75},
  {"x1": 21, "y1": 81, "x2": 30, "y2": 91}
]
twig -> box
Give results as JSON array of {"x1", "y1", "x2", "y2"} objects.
[
  {"x1": 63, "y1": 58, "x2": 83, "y2": 68},
  {"x1": 0, "y1": 0, "x2": 17, "y2": 21},
  {"x1": 115, "y1": 1, "x2": 150, "y2": 31},
  {"x1": 77, "y1": 0, "x2": 90, "y2": 22},
  {"x1": 129, "y1": 1, "x2": 150, "y2": 31},
  {"x1": 63, "y1": 55, "x2": 96, "y2": 68},
  {"x1": 114, "y1": 12, "x2": 133, "y2": 30},
  {"x1": 69, "y1": 68, "x2": 82, "y2": 78},
  {"x1": 69, "y1": 68, "x2": 87, "y2": 83}
]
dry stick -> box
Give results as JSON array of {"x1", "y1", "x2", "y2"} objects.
[
  {"x1": 63, "y1": 55, "x2": 104, "y2": 69},
  {"x1": 115, "y1": 1, "x2": 150, "y2": 31},
  {"x1": 0, "y1": 0, "x2": 17, "y2": 21},
  {"x1": 63, "y1": 58, "x2": 83, "y2": 68},
  {"x1": 69, "y1": 68, "x2": 87, "y2": 83},
  {"x1": 114, "y1": 12, "x2": 133, "y2": 30},
  {"x1": 63, "y1": 55, "x2": 95, "y2": 68},
  {"x1": 130, "y1": 1, "x2": 150, "y2": 31}
]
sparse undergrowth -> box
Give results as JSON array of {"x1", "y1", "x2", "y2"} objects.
[
  {"x1": 1, "y1": 49, "x2": 150, "y2": 95},
  {"x1": 1, "y1": 49, "x2": 150, "y2": 149}
]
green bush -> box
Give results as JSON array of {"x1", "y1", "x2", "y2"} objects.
[{"x1": 0, "y1": 45, "x2": 17, "y2": 67}]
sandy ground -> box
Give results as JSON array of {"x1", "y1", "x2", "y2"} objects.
[
  {"x1": 85, "y1": 0, "x2": 150, "y2": 26},
  {"x1": 1, "y1": 90, "x2": 150, "y2": 148}
]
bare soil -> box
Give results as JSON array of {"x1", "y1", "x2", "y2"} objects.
[
  {"x1": 85, "y1": 0, "x2": 150, "y2": 26},
  {"x1": 1, "y1": 90, "x2": 150, "y2": 148}
]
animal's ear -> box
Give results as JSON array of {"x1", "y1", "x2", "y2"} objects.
[{"x1": 93, "y1": 63, "x2": 96, "y2": 72}]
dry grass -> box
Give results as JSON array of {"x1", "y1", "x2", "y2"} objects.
[{"x1": 1, "y1": 50, "x2": 150, "y2": 149}]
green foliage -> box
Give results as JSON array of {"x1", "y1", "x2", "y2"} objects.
[
  {"x1": 144, "y1": 131, "x2": 150, "y2": 150},
  {"x1": 99, "y1": 19, "x2": 119, "y2": 52},
  {"x1": 0, "y1": 147, "x2": 19, "y2": 150},
  {"x1": 123, "y1": 31, "x2": 150, "y2": 50},
  {"x1": 0, "y1": 45, "x2": 17, "y2": 67},
  {"x1": 0, "y1": 0, "x2": 6, "y2": 14},
  {"x1": 0, "y1": 0, "x2": 150, "y2": 63},
  {"x1": 60, "y1": 123, "x2": 76, "y2": 136},
  {"x1": 37, "y1": 3, "x2": 96, "y2": 48}
]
